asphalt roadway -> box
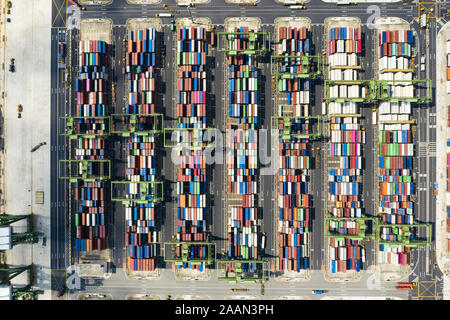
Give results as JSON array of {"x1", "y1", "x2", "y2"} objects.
[
  {"x1": 50, "y1": 27, "x2": 71, "y2": 295},
  {"x1": 49, "y1": 0, "x2": 448, "y2": 300}
]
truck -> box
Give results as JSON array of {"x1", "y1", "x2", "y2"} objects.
[
  {"x1": 155, "y1": 13, "x2": 173, "y2": 18},
  {"x1": 312, "y1": 290, "x2": 327, "y2": 295},
  {"x1": 56, "y1": 285, "x2": 66, "y2": 297},
  {"x1": 9, "y1": 58, "x2": 15, "y2": 72},
  {"x1": 68, "y1": 0, "x2": 86, "y2": 10},
  {"x1": 290, "y1": 5, "x2": 305, "y2": 9},
  {"x1": 315, "y1": 147, "x2": 320, "y2": 169},
  {"x1": 59, "y1": 42, "x2": 66, "y2": 63},
  {"x1": 261, "y1": 232, "x2": 266, "y2": 249},
  {"x1": 283, "y1": 0, "x2": 300, "y2": 5},
  {"x1": 230, "y1": 288, "x2": 249, "y2": 292},
  {"x1": 433, "y1": 182, "x2": 438, "y2": 200},
  {"x1": 396, "y1": 282, "x2": 415, "y2": 290},
  {"x1": 239, "y1": 2, "x2": 257, "y2": 6},
  {"x1": 420, "y1": 13, "x2": 427, "y2": 28},
  {"x1": 161, "y1": 45, "x2": 166, "y2": 65}
]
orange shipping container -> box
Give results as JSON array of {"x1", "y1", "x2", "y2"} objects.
[{"x1": 447, "y1": 68, "x2": 450, "y2": 81}]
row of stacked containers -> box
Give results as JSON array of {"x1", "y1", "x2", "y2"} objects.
[
  {"x1": 445, "y1": 29, "x2": 450, "y2": 253},
  {"x1": 175, "y1": 26, "x2": 213, "y2": 271},
  {"x1": 379, "y1": 30, "x2": 414, "y2": 99},
  {"x1": 226, "y1": 27, "x2": 261, "y2": 273},
  {"x1": 74, "y1": 40, "x2": 110, "y2": 252},
  {"x1": 123, "y1": 28, "x2": 160, "y2": 272},
  {"x1": 327, "y1": 26, "x2": 365, "y2": 273},
  {"x1": 377, "y1": 29, "x2": 415, "y2": 266},
  {"x1": 276, "y1": 25, "x2": 311, "y2": 273}
]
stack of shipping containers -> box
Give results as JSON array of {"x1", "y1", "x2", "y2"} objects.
[
  {"x1": 327, "y1": 25, "x2": 365, "y2": 273},
  {"x1": 74, "y1": 39, "x2": 109, "y2": 252},
  {"x1": 276, "y1": 25, "x2": 311, "y2": 273},
  {"x1": 446, "y1": 29, "x2": 450, "y2": 253},
  {"x1": 377, "y1": 29, "x2": 415, "y2": 266},
  {"x1": 226, "y1": 26, "x2": 260, "y2": 273},
  {"x1": 123, "y1": 28, "x2": 159, "y2": 272},
  {"x1": 175, "y1": 26, "x2": 213, "y2": 271}
]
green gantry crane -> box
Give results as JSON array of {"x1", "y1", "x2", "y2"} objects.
[
  {"x1": 324, "y1": 213, "x2": 376, "y2": 241},
  {"x1": 12, "y1": 287, "x2": 44, "y2": 300},
  {"x1": 111, "y1": 113, "x2": 164, "y2": 137},
  {"x1": 376, "y1": 79, "x2": 432, "y2": 103},
  {"x1": 324, "y1": 79, "x2": 433, "y2": 104},
  {"x1": 0, "y1": 265, "x2": 32, "y2": 284},
  {"x1": 59, "y1": 159, "x2": 111, "y2": 182},
  {"x1": 271, "y1": 55, "x2": 323, "y2": 79},
  {"x1": 59, "y1": 116, "x2": 111, "y2": 139},
  {"x1": 163, "y1": 127, "x2": 217, "y2": 150},
  {"x1": 217, "y1": 260, "x2": 270, "y2": 284},
  {"x1": 324, "y1": 79, "x2": 378, "y2": 103},
  {"x1": 376, "y1": 223, "x2": 431, "y2": 247},
  {"x1": 271, "y1": 115, "x2": 325, "y2": 140},
  {"x1": 111, "y1": 181, "x2": 164, "y2": 205},
  {"x1": 0, "y1": 214, "x2": 41, "y2": 248},
  {"x1": 0, "y1": 264, "x2": 43, "y2": 300},
  {"x1": 217, "y1": 31, "x2": 271, "y2": 55},
  {"x1": 163, "y1": 239, "x2": 216, "y2": 267}
]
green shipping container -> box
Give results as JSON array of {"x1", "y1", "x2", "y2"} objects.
[
  {"x1": 385, "y1": 157, "x2": 390, "y2": 169},
  {"x1": 403, "y1": 175, "x2": 412, "y2": 183}
]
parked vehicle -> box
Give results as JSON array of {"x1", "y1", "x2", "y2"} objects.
[
  {"x1": 59, "y1": 42, "x2": 66, "y2": 63},
  {"x1": 9, "y1": 58, "x2": 15, "y2": 72},
  {"x1": 433, "y1": 182, "x2": 438, "y2": 200},
  {"x1": 396, "y1": 282, "x2": 415, "y2": 290},
  {"x1": 261, "y1": 232, "x2": 266, "y2": 249},
  {"x1": 155, "y1": 13, "x2": 172, "y2": 17},
  {"x1": 312, "y1": 290, "x2": 327, "y2": 295},
  {"x1": 56, "y1": 285, "x2": 66, "y2": 297},
  {"x1": 230, "y1": 288, "x2": 249, "y2": 292}
]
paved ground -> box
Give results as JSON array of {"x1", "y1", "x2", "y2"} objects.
[
  {"x1": 67, "y1": 267, "x2": 409, "y2": 300},
  {"x1": 435, "y1": 21, "x2": 450, "y2": 275},
  {"x1": 4, "y1": 0, "x2": 52, "y2": 299},
  {"x1": 41, "y1": 0, "x2": 450, "y2": 300}
]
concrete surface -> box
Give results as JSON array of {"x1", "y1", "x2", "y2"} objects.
[
  {"x1": 3, "y1": 0, "x2": 51, "y2": 299},
  {"x1": 435, "y1": 20, "x2": 450, "y2": 276},
  {"x1": 43, "y1": 0, "x2": 447, "y2": 300}
]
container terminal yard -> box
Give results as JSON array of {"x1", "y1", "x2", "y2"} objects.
[{"x1": 0, "y1": 0, "x2": 448, "y2": 301}]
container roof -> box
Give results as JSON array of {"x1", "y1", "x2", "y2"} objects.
[
  {"x1": 0, "y1": 285, "x2": 12, "y2": 300},
  {"x1": 0, "y1": 226, "x2": 12, "y2": 250}
]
